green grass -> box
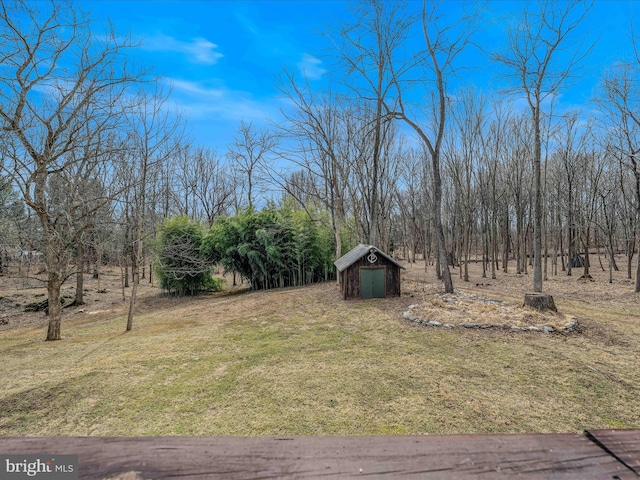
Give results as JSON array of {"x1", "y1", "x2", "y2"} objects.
[{"x1": 1, "y1": 282, "x2": 639, "y2": 436}]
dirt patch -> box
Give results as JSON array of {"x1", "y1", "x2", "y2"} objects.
[
  {"x1": 0, "y1": 266, "x2": 227, "y2": 332},
  {"x1": 575, "y1": 316, "x2": 633, "y2": 348}
]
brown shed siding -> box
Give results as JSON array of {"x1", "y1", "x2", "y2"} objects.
[{"x1": 342, "y1": 254, "x2": 401, "y2": 299}]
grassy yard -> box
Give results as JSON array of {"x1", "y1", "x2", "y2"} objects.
[{"x1": 1, "y1": 266, "x2": 639, "y2": 436}]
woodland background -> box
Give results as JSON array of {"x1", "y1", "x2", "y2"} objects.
[{"x1": 1, "y1": 0, "x2": 640, "y2": 341}]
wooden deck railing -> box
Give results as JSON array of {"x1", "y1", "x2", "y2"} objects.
[{"x1": 0, "y1": 429, "x2": 638, "y2": 479}]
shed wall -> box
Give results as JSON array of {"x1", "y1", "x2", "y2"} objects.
[{"x1": 343, "y1": 254, "x2": 401, "y2": 299}]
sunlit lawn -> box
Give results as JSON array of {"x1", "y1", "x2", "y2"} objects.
[{"x1": 1, "y1": 277, "x2": 639, "y2": 436}]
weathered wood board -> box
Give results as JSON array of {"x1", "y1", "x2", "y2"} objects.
[
  {"x1": 587, "y1": 429, "x2": 640, "y2": 476},
  {"x1": 1, "y1": 431, "x2": 639, "y2": 479}
]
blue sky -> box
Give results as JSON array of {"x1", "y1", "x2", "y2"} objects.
[
  {"x1": 80, "y1": 0, "x2": 640, "y2": 152},
  {"x1": 81, "y1": 0, "x2": 345, "y2": 150}
]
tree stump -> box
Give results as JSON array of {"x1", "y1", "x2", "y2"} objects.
[{"x1": 524, "y1": 293, "x2": 557, "y2": 312}]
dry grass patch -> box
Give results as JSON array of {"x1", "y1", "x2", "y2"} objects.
[
  {"x1": 409, "y1": 288, "x2": 576, "y2": 330},
  {"x1": 0, "y1": 260, "x2": 639, "y2": 436}
]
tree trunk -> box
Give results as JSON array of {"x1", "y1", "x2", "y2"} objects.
[
  {"x1": 482, "y1": 215, "x2": 488, "y2": 279},
  {"x1": 532, "y1": 106, "x2": 543, "y2": 292},
  {"x1": 609, "y1": 244, "x2": 614, "y2": 284},
  {"x1": 608, "y1": 233, "x2": 618, "y2": 271},
  {"x1": 582, "y1": 226, "x2": 591, "y2": 277},
  {"x1": 124, "y1": 262, "x2": 130, "y2": 288},
  {"x1": 502, "y1": 207, "x2": 509, "y2": 273},
  {"x1": 567, "y1": 222, "x2": 573, "y2": 277},
  {"x1": 368, "y1": 148, "x2": 380, "y2": 246},
  {"x1": 127, "y1": 263, "x2": 139, "y2": 331},
  {"x1": 46, "y1": 262, "x2": 63, "y2": 341},
  {"x1": 120, "y1": 259, "x2": 126, "y2": 302},
  {"x1": 334, "y1": 226, "x2": 342, "y2": 285},
  {"x1": 75, "y1": 243, "x2": 84, "y2": 306},
  {"x1": 433, "y1": 157, "x2": 453, "y2": 293},
  {"x1": 491, "y1": 217, "x2": 497, "y2": 280},
  {"x1": 127, "y1": 223, "x2": 143, "y2": 332},
  {"x1": 332, "y1": 200, "x2": 343, "y2": 285},
  {"x1": 543, "y1": 230, "x2": 549, "y2": 281},
  {"x1": 523, "y1": 224, "x2": 528, "y2": 275},
  {"x1": 424, "y1": 218, "x2": 430, "y2": 273},
  {"x1": 516, "y1": 203, "x2": 523, "y2": 274},
  {"x1": 463, "y1": 221, "x2": 470, "y2": 282},
  {"x1": 33, "y1": 167, "x2": 64, "y2": 341}
]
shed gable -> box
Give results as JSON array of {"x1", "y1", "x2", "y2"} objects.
[{"x1": 334, "y1": 244, "x2": 405, "y2": 273}]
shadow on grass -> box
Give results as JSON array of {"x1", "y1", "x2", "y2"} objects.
[{"x1": 0, "y1": 372, "x2": 103, "y2": 435}]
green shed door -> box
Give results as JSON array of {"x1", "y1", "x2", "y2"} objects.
[{"x1": 360, "y1": 268, "x2": 385, "y2": 299}]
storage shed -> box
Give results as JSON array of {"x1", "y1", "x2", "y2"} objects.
[{"x1": 334, "y1": 244, "x2": 405, "y2": 299}]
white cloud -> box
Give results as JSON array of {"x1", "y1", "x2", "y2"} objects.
[
  {"x1": 170, "y1": 79, "x2": 225, "y2": 99},
  {"x1": 296, "y1": 54, "x2": 326, "y2": 80},
  {"x1": 141, "y1": 33, "x2": 223, "y2": 65},
  {"x1": 167, "y1": 78, "x2": 282, "y2": 123}
]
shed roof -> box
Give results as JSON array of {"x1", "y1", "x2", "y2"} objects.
[{"x1": 334, "y1": 244, "x2": 406, "y2": 273}]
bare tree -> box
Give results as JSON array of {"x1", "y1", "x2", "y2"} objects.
[
  {"x1": 578, "y1": 146, "x2": 606, "y2": 279},
  {"x1": 598, "y1": 59, "x2": 640, "y2": 291},
  {"x1": 227, "y1": 121, "x2": 276, "y2": 211},
  {"x1": 595, "y1": 152, "x2": 622, "y2": 284},
  {"x1": 504, "y1": 114, "x2": 534, "y2": 276},
  {"x1": 0, "y1": 174, "x2": 25, "y2": 274},
  {"x1": 47, "y1": 129, "x2": 114, "y2": 306},
  {"x1": 330, "y1": 0, "x2": 415, "y2": 247},
  {"x1": 552, "y1": 116, "x2": 603, "y2": 279},
  {"x1": 494, "y1": 0, "x2": 592, "y2": 294},
  {"x1": 348, "y1": 100, "x2": 402, "y2": 251},
  {"x1": 189, "y1": 147, "x2": 234, "y2": 226},
  {"x1": 0, "y1": 0, "x2": 142, "y2": 340},
  {"x1": 174, "y1": 144, "x2": 235, "y2": 226},
  {"x1": 275, "y1": 76, "x2": 350, "y2": 263},
  {"x1": 447, "y1": 87, "x2": 486, "y2": 282},
  {"x1": 483, "y1": 99, "x2": 513, "y2": 280},
  {"x1": 395, "y1": 148, "x2": 430, "y2": 265},
  {"x1": 387, "y1": 1, "x2": 480, "y2": 293},
  {"x1": 123, "y1": 84, "x2": 183, "y2": 332}
]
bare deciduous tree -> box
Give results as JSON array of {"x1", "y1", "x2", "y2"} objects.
[
  {"x1": 190, "y1": 147, "x2": 235, "y2": 227},
  {"x1": 388, "y1": 1, "x2": 480, "y2": 293},
  {"x1": 276, "y1": 76, "x2": 350, "y2": 264},
  {"x1": 331, "y1": 0, "x2": 414, "y2": 247},
  {"x1": 0, "y1": 0, "x2": 142, "y2": 340},
  {"x1": 448, "y1": 87, "x2": 486, "y2": 282},
  {"x1": 227, "y1": 121, "x2": 276, "y2": 212},
  {"x1": 494, "y1": 0, "x2": 592, "y2": 294},
  {"x1": 123, "y1": 83, "x2": 184, "y2": 332},
  {"x1": 598, "y1": 58, "x2": 640, "y2": 291}
]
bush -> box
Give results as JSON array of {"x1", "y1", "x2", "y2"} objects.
[
  {"x1": 201, "y1": 205, "x2": 335, "y2": 290},
  {"x1": 155, "y1": 216, "x2": 220, "y2": 296}
]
